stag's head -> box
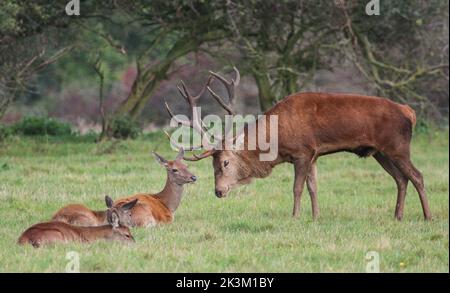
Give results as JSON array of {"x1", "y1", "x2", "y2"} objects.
[{"x1": 165, "y1": 68, "x2": 254, "y2": 198}]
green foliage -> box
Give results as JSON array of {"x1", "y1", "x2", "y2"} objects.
[
  {"x1": 12, "y1": 117, "x2": 73, "y2": 136},
  {"x1": 0, "y1": 1, "x2": 21, "y2": 35},
  {"x1": 110, "y1": 116, "x2": 140, "y2": 139},
  {"x1": 0, "y1": 124, "x2": 13, "y2": 141},
  {"x1": 415, "y1": 119, "x2": 431, "y2": 134}
]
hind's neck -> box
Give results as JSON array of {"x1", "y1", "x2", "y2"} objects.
[{"x1": 156, "y1": 173, "x2": 184, "y2": 213}]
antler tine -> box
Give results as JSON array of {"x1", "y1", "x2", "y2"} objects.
[
  {"x1": 207, "y1": 85, "x2": 235, "y2": 115},
  {"x1": 178, "y1": 75, "x2": 215, "y2": 106},
  {"x1": 163, "y1": 130, "x2": 201, "y2": 152},
  {"x1": 232, "y1": 66, "x2": 240, "y2": 86},
  {"x1": 176, "y1": 84, "x2": 188, "y2": 101},
  {"x1": 183, "y1": 150, "x2": 215, "y2": 161},
  {"x1": 164, "y1": 100, "x2": 192, "y2": 128},
  {"x1": 163, "y1": 130, "x2": 214, "y2": 161},
  {"x1": 207, "y1": 67, "x2": 240, "y2": 115}
]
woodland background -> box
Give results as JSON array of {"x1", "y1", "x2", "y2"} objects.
[{"x1": 0, "y1": 0, "x2": 448, "y2": 139}]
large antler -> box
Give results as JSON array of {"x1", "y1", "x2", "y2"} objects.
[
  {"x1": 164, "y1": 67, "x2": 241, "y2": 161},
  {"x1": 164, "y1": 76, "x2": 213, "y2": 136},
  {"x1": 164, "y1": 76, "x2": 216, "y2": 160},
  {"x1": 207, "y1": 67, "x2": 240, "y2": 141},
  {"x1": 207, "y1": 67, "x2": 240, "y2": 115}
]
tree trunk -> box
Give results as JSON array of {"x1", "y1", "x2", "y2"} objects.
[
  {"x1": 105, "y1": 31, "x2": 227, "y2": 139},
  {"x1": 251, "y1": 62, "x2": 277, "y2": 111}
]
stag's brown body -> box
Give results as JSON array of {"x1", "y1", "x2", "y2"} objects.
[
  {"x1": 17, "y1": 221, "x2": 133, "y2": 248},
  {"x1": 166, "y1": 68, "x2": 431, "y2": 221},
  {"x1": 270, "y1": 92, "x2": 416, "y2": 160}
]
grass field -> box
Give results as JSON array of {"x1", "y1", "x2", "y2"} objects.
[{"x1": 0, "y1": 130, "x2": 448, "y2": 272}]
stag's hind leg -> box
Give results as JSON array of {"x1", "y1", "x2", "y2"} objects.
[
  {"x1": 389, "y1": 155, "x2": 432, "y2": 220},
  {"x1": 374, "y1": 152, "x2": 408, "y2": 220},
  {"x1": 306, "y1": 162, "x2": 320, "y2": 220}
]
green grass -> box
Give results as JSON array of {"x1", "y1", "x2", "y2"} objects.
[{"x1": 0, "y1": 130, "x2": 448, "y2": 272}]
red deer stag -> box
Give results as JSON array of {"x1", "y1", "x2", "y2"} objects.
[
  {"x1": 52, "y1": 196, "x2": 138, "y2": 227},
  {"x1": 18, "y1": 216, "x2": 134, "y2": 248},
  {"x1": 165, "y1": 67, "x2": 432, "y2": 221},
  {"x1": 110, "y1": 148, "x2": 197, "y2": 227}
]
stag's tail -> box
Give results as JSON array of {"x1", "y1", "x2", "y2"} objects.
[{"x1": 401, "y1": 105, "x2": 417, "y2": 128}]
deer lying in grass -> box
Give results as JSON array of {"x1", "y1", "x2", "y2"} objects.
[
  {"x1": 18, "y1": 216, "x2": 134, "y2": 248},
  {"x1": 52, "y1": 196, "x2": 137, "y2": 227},
  {"x1": 111, "y1": 148, "x2": 197, "y2": 227},
  {"x1": 165, "y1": 67, "x2": 432, "y2": 221}
]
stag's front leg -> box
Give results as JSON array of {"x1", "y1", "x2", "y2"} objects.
[
  {"x1": 292, "y1": 158, "x2": 312, "y2": 218},
  {"x1": 306, "y1": 162, "x2": 320, "y2": 220}
]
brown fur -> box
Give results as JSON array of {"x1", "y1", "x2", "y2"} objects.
[
  {"x1": 111, "y1": 150, "x2": 196, "y2": 227},
  {"x1": 210, "y1": 92, "x2": 431, "y2": 220},
  {"x1": 52, "y1": 204, "x2": 107, "y2": 226},
  {"x1": 17, "y1": 221, "x2": 133, "y2": 248},
  {"x1": 113, "y1": 194, "x2": 174, "y2": 226},
  {"x1": 51, "y1": 196, "x2": 137, "y2": 227}
]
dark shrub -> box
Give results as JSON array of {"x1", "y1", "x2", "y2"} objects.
[
  {"x1": 110, "y1": 116, "x2": 140, "y2": 139},
  {"x1": 0, "y1": 124, "x2": 12, "y2": 141},
  {"x1": 13, "y1": 117, "x2": 72, "y2": 136},
  {"x1": 415, "y1": 119, "x2": 430, "y2": 134}
]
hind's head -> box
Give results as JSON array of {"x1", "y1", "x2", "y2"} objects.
[
  {"x1": 153, "y1": 148, "x2": 197, "y2": 185},
  {"x1": 109, "y1": 224, "x2": 135, "y2": 243},
  {"x1": 105, "y1": 195, "x2": 138, "y2": 228}
]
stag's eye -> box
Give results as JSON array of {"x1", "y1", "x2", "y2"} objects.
[
  {"x1": 172, "y1": 169, "x2": 178, "y2": 173},
  {"x1": 223, "y1": 160, "x2": 229, "y2": 167}
]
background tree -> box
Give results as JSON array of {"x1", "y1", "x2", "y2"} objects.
[
  {"x1": 337, "y1": 0, "x2": 449, "y2": 120},
  {"x1": 1, "y1": 0, "x2": 448, "y2": 137}
]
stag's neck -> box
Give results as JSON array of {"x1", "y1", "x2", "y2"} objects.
[
  {"x1": 234, "y1": 118, "x2": 282, "y2": 179},
  {"x1": 236, "y1": 148, "x2": 281, "y2": 179},
  {"x1": 156, "y1": 174, "x2": 184, "y2": 213}
]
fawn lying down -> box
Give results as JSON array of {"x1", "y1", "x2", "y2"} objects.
[{"x1": 18, "y1": 217, "x2": 134, "y2": 248}]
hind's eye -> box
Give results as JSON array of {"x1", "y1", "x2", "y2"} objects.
[
  {"x1": 172, "y1": 169, "x2": 178, "y2": 173},
  {"x1": 224, "y1": 160, "x2": 229, "y2": 167}
]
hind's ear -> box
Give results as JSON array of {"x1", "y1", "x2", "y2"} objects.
[
  {"x1": 122, "y1": 199, "x2": 138, "y2": 211},
  {"x1": 153, "y1": 151, "x2": 168, "y2": 166},
  {"x1": 105, "y1": 195, "x2": 114, "y2": 208}
]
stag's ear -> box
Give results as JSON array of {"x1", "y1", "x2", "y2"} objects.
[
  {"x1": 122, "y1": 199, "x2": 138, "y2": 211},
  {"x1": 175, "y1": 148, "x2": 184, "y2": 161},
  {"x1": 105, "y1": 195, "x2": 114, "y2": 208},
  {"x1": 110, "y1": 212, "x2": 120, "y2": 228}
]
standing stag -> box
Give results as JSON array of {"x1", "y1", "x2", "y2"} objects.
[{"x1": 165, "y1": 67, "x2": 432, "y2": 220}]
